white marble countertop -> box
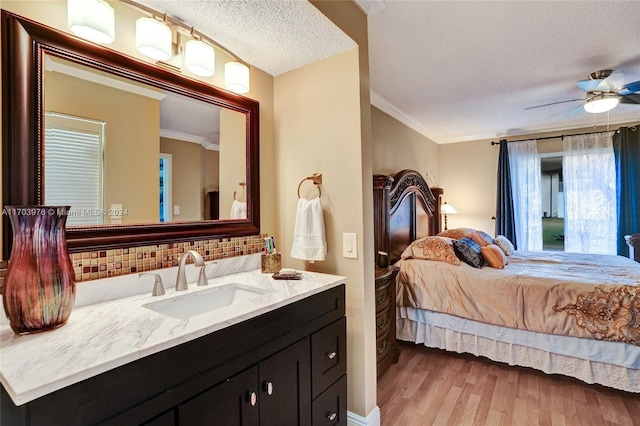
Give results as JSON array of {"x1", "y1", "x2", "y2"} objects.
[{"x1": 0, "y1": 262, "x2": 345, "y2": 406}]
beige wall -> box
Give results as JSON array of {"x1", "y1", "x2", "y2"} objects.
[
  {"x1": 279, "y1": 0, "x2": 376, "y2": 419},
  {"x1": 371, "y1": 106, "x2": 440, "y2": 177},
  {"x1": 160, "y1": 138, "x2": 215, "y2": 221},
  {"x1": 438, "y1": 137, "x2": 497, "y2": 234}
]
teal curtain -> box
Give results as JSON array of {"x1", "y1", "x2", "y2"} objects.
[
  {"x1": 495, "y1": 139, "x2": 517, "y2": 248},
  {"x1": 613, "y1": 127, "x2": 640, "y2": 256}
]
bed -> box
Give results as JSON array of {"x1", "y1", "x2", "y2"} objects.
[{"x1": 373, "y1": 169, "x2": 640, "y2": 393}]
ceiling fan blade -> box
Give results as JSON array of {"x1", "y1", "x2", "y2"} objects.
[
  {"x1": 617, "y1": 80, "x2": 640, "y2": 96},
  {"x1": 619, "y1": 94, "x2": 640, "y2": 104},
  {"x1": 524, "y1": 98, "x2": 583, "y2": 110},
  {"x1": 577, "y1": 79, "x2": 606, "y2": 92},
  {"x1": 565, "y1": 102, "x2": 587, "y2": 118}
]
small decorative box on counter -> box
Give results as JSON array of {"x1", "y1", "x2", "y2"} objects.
[{"x1": 261, "y1": 252, "x2": 281, "y2": 273}]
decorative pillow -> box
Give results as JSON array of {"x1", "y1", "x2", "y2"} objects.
[
  {"x1": 437, "y1": 227, "x2": 476, "y2": 240},
  {"x1": 494, "y1": 235, "x2": 515, "y2": 256},
  {"x1": 481, "y1": 244, "x2": 508, "y2": 269},
  {"x1": 469, "y1": 230, "x2": 494, "y2": 247},
  {"x1": 453, "y1": 237, "x2": 485, "y2": 268},
  {"x1": 400, "y1": 236, "x2": 460, "y2": 265}
]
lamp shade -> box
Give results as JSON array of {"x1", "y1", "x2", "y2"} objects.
[
  {"x1": 441, "y1": 203, "x2": 458, "y2": 214},
  {"x1": 584, "y1": 94, "x2": 619, "y2": 113},
  {"x1": 136, "y1": 17, "x2": 172, "y2": 61},
  {"x1": 225, "y1": 61, "x2": 250, "y2": 94},
  {"x1": 67, "y1": 0, "x2": 115, "y2": 44},
  {"x1": 185, "y1": 40, "x2": 215, "y2": 77}
]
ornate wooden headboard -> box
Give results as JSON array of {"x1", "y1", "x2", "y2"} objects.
[{"x1": 373, "y1": 170, "x2": 443, "y2": 264}]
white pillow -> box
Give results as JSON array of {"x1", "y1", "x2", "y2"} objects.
[{"x1": 494, "y1": 235, "x2": 515, "y2": 256}]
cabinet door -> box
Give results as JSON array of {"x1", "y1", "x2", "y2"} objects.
[
  {"x1": 178, "y1": 366, "x2": 260, "y2": 426},
  {"x1": 259, "y1": 338, "x2": 311, "y2": 426}
]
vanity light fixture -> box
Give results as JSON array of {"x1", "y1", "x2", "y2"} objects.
[
  {"x1": 184, "y1": 39, "x2": 215, "y2": 77},
  {"x1": 118, "y1": 0, "x2": 252, "y2": 93},
  {"x1": 225, "y1": 62, "x2": 250, "y2": 94},
  {"x1": 136, "y1": 17, "x2": 173, "y2": 61},
  {"x1": 67, "y1": 0, "x2": 115, "y2": 44},
  {"x1": 584, "y1": 93, "x2": 619, "y2": 114}
]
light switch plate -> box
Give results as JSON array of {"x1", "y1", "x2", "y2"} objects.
[
  {"x1": 343, "y1": 233, "x2": 357, "y2": 259},
  {"x1": 173, "y1": 205, "x2": 180, "y2": 215}
]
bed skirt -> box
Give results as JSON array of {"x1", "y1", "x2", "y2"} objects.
[{"x1": 397, "y1": 308, "x2": 640, "y2": 393}]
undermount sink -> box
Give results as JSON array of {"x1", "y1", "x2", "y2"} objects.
[{"x1": 143, "y1": 283, "x2": 273, "y2": 319}]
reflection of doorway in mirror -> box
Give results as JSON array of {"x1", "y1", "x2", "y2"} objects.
[
  {"x1": 44, "y1": 112, "x2": 105, "y2": 226},
  {"x1": 159, "y1": 154, "x2": 173, "y2": 223}
]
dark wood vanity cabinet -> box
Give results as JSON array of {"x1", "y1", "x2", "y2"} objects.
[
  {"x1": 1, "y1": 285, "x2": 346, "y2": 426},
  {"x1": 375, "y1": 266, "x2": 400, "y2": 377},
  {"x1": 179, "y1": 338, "x2": 311, "y2": 426}
]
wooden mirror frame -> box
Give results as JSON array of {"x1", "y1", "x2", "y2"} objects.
[{"x1": 1, "y1": 11, "x2": 260, "y2": 257}]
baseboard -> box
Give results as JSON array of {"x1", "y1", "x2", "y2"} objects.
[{"x1": 347, "y1": 406, "x2": 381, "y2": 426}]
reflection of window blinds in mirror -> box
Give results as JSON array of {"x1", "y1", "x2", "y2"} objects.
[{"x1": 44, "y1": 112, "x2": 105, "y2": 226}]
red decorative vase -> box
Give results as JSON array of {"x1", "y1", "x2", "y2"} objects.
[{"x1": 3, "y1": 206, "x2": 76, "y2": 334}]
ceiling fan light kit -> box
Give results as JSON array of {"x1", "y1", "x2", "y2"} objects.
[
  {"x1": 527, "y1": 69, "x2": 640, "y2": 114},
  {"x1": 583, "y1": 93, "x2": 619, "y2": 113}
]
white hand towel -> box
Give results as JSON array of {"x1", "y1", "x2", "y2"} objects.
[
  {"x1": 290, "y1": 197, "x2": 327, "y2": 261},
  {"x1": 230, "y1": 200, "x2": 246, "y2": 218}
]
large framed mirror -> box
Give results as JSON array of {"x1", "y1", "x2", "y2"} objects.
[{"x1": 2, "y1": 10, "x2": 260, "y2": 257}]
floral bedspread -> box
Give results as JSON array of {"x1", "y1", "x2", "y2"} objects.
[{"x1": 396, "y1": 251, "x2": 640, "y2": 345}]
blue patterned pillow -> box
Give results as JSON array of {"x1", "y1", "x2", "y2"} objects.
[{"x1": 453, "y1": 237, "x2": 485, "y2": 268}]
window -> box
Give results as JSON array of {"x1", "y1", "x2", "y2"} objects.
[
  {"x1": 533, "y1": 132, "x2": 616, "y2": 254},
  {"x1": 540, "y1": 155, "x2": 564, "y2": 251},
  {"x1": 44, "y1": 112, "x2": 105, "y2": 226}
]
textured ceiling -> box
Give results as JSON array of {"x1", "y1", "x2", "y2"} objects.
[
  {"x1": 133, "y1": 1, "x2": 640, "y2": 145},
  {"x1": 361, "y1": 0, "x2": 640, "y2": 143},
  {"x1": 134, "y1": 0, "x2": 356, "y2": 76}
]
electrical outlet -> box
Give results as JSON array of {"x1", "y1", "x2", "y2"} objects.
[{"x1": 343, "y1": 233, "x2": 357, "y2": 259}]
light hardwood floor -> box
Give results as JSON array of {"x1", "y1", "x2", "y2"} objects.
[{"x1": 377, "y1": 341, "x2": 640, "y2": 426}]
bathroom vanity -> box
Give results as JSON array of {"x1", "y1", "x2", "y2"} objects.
[{"x1": 0, "y1": 268, "x2": 347, "y2": 425}]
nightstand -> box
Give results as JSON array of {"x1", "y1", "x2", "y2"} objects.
[{"x1": 375, "y1": 265, "x2": 400, "y2": 377}]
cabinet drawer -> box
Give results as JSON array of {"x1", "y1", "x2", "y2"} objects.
[
  {"x1": 376, "y1": 334, "x2": 391, "y2": 362},
  {"x1": 375, "y1": 285, "x2": 392, "y2": 313},
  {"x1": 312, "y1": 375, "x2": 347, "y2": 426},
  {"x1": 376, "y1": 309, "x2": 392, "y2": 339},
  {"x1": 311, "y1": 317, "x2": 347, "y2": 399}
]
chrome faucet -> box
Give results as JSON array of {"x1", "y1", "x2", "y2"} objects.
[
  {"x1": 175, "y1": 250, "x2": 205, "y2": 291},
  {"x1": 139, "y1": 272, "x2": 166, "y2": 296},
  {"x1": 197, "y1": 261, "x2": 218, "y2": 287}
]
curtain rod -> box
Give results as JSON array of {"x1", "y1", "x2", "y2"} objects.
[{"x1": 490, "y1": 125, "x2": 637, "y2": 146}]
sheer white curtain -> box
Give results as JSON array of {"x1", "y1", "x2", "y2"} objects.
[
  {"x1": 562, "y1": 131, "x2": 616, "y2": 254},
  {"x1": 508, "y1": 140, "x2": 542, "y2": 251}
]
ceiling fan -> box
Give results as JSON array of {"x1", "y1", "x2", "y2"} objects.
[{"x1": 526, "y1": 69, "x2": 640, "y2": 114}]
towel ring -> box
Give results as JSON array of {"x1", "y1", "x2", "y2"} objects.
[
  {"x1": 234, "y1": 182, "x2": 247, "y2": 201},
  {"x1": 297, "y1": 173, "x2": 322, "y2": 199}
]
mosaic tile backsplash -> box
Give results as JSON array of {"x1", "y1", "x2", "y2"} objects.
[{"x1": 70, "y1": 234, "x2": 267, "y2": 283}]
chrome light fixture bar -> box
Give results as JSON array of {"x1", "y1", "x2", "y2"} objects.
[{"x1": 119, "y1": 0, "x2": 251, "y2": 93}]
